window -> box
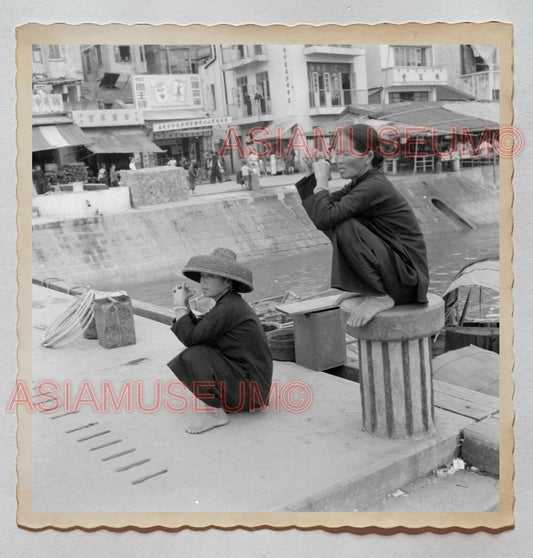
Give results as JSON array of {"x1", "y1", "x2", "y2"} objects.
[
  {"x1": 388, "y1": 91, "x2": 429, "y2": 103},
  {"x1": 236, "y1": 76, "x2": 252, "y2": 116},
  {"x1": 114, "y1": 45, "x2": 132, "y2": 63},
  {"x1": 307, "y1": 62, "x2": 354, "y2": 108},
  {"x1": 393, "y1": 46, "x2": 432, "y2": 67},
  {"x1": 96, "y1": 45, "x2": 103, "y2": 67},
  {"x1": 237, "y1": 45, "x2": 245, "y2": 59},
  {"x1": 492, "y1": 89, "x2": 500, "y2": 101},
  {"x1": 209, "y1": 83, "x2": 217, "y2": 111},
  {"x1": 32, "y1": 47, "x2": 42, "y2": 63},
  {"x1": 48, "y1": 45, "x2": 61, "y2": 60},
  {"x1": 255, "y1": 71, "x2": 270, "y2": 114},
  {"x1": 84, "y1": 51, "x2": 92, "y2": 74}
]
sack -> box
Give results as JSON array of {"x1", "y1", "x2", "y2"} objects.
[{"x1": 93, "y1": 293, "x2": 136, "y2": 349}]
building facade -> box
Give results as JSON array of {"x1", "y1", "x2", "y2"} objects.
[
  {"x1": 457, "y1": 45, "x2": 499, "y2": 101},
  {"x1": 210, "y1": 43, "x2": 368, "y2": 171}
]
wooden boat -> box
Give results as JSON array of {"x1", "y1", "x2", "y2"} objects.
[{"x1": 442, "y1": 258, "x2": 499, "y2": 353}]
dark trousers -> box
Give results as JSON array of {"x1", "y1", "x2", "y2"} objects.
[
  {"x1": 167, "y1": 346, "x2": 264, "y2": 411},
  {"x1": 329, "y1": 218, "x2": 419, "y2": 305},
  {"x1": 210, "y1": 167, "x2": 223, "y2": 184}
]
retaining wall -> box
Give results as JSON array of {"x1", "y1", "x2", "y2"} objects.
[
  {"x1": 119, "y1": 166, "x2": 189, "y2": 207},
  {"x1": 32, "y1": 169, "x2": 499, "y2": 289},
  {"x1": 32, "y1": 191, "x2": 329, "y2": 289}
]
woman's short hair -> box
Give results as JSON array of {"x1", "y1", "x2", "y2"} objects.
[{"x1": 344, "y1": 123, "x2": 384, "y2": 169}]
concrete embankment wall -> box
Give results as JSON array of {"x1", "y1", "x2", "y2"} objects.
[
  {"x1": 32, "y1": 168, "x2": 499, "y2": 289},
  {"x1": 392, "y1": 166, "x2": 499, "y2": 232},
  {"x1": 32, "y1": 191, "x2": 330, "y2": 289}
]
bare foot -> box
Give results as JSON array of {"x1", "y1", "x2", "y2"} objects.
[
  {"x1": 346, "y1": 295, "x2": 395, "y2": 327},
  {"x1": 185, "y1": 406, "x2": 229, "y2": 434}
]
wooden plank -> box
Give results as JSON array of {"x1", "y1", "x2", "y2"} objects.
[
  {"x1": 433, "y1": 391, "x2": 496, "y2": 421},
  {"x1": 433, "y1": 380, "x2": 499, "y2": 409},
  {"x1": 462, "y1": 415, "x2": 500, "y2": 476},
  {"x1": 276, "y1": 294, "x2": 343, "y2": 316}
]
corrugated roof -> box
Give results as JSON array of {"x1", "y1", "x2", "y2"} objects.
[{"x1": 378, "y1": 104, "x2": 498, "y2": 133}]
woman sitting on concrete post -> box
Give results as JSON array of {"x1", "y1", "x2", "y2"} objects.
[
  {"x1": 167, "y1": 248, "x2": 273, "y2": 434},
  {"x1": 295, "y1": 123, "x2": 429, "y2": 327}
]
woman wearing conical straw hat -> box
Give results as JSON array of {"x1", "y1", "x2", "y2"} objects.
[{"x1": 167, "y1": 248, "x2": 273, "y2": 434}]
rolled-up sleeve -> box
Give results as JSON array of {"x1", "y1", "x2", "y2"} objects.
[
  {"x1": 171, "y1": 302, "x2": 238, "y2": 347},
  {"x1": 301, "y1": 184, "x2": 376, "y2": 230}
]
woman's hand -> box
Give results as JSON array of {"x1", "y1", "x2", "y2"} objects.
[
  {"x1": 172, "y1": 283, "x2": 192, "y2": 309},
  {"x1": 302, "y1": 156, "x2": 314, "y2": 177},
  {"x1": 312, "y1": 159, "x2": 331, "y2": 192}
]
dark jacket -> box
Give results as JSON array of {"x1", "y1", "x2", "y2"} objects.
[
  {"x1": 296, "y1": 169, "x2": 429, "y2": 303},
  {"x1": 171, "y1": 291, "x2": 273, "y2": 399}
]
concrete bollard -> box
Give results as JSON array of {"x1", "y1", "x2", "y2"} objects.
[{"x1": 341, "y1": 294, "x2": 444, "y2": 439}]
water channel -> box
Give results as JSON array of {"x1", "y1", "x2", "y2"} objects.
[{"x1": 118, "y1": 224, "x2": 500, "y2": 315}]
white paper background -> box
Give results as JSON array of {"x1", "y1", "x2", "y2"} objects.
[{"x1": 2, "y1": 1, "x2": 532, "y2": 556}]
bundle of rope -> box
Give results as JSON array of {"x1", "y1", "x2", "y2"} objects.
[{"x1": 41, "y1": 289, "x2": 96, "y2": 348}]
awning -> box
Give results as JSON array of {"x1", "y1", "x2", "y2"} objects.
[
  {"x1": 32, "y1": 123, "x2": 94, "y2": 152},
  {"x1": 83, "y1": 126, "x2": 164, "y2": 154},
  {"x1": 443, "y1": 259, "x2": 499, "y2": 297}
]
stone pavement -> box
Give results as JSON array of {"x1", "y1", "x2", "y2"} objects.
[{"x1": 27, "y1": 284, "x2": 497, "y2": 513}]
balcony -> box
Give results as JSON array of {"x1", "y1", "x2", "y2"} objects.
[
  {"x1": 382, "y1": 66, "x2": 448, "y2": 86},
  {"x1": 227, "y1": 97, "x2": 272, "y2": 124},
  {"x1": 308, "y1": 88, "x2": 357, "y2": 115},
  {"x1": 304, "y1": 44, "x2": 364, "y2": 57},
  {"x1": 460, "y1": 70, "x2": 500, "y2": 101},
  {"x1": 222, "y1": 46, "x2": 269, "y2": 70}
]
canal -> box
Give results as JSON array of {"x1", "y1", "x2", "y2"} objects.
[{"x1": 118, "y1": 224, "x2": 499, "y2": 313}]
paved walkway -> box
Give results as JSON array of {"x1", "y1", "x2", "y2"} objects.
[{"x1": 25, "y1": 284, "x2": 497, "y2": 515}]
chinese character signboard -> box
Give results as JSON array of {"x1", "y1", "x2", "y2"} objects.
[
  {"x1": 132, "y1": 74, "x2": 203, "y2": 110},
  {"x1": 152, "y1": 116, "x2": 231, "y2": 133},
  {"x1": 32, "y1": 93, "x2": 64, "y2": 115},
  {"x1": 71, "y1": 109, "x2": 144, "y2": 127}
]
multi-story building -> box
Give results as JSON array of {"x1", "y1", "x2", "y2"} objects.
[
  {"x1": 32, "y1": 44, "x2": 95, "y2": 171},
  {"x1": 365, "y1": 44, "x2": 475, "y2": 104},
  {"x1": 76, "y1": 44, "x2": 224, "y2": 169},
  {"x1": 207, "y1": 43, "x2": 368, "y2": 171},
  {"x1": 457, "y1": 45, "x2": 499, "y2": 101},
  {"x1": 32, "y1": 44, "x2": 84, "y2": 104}
]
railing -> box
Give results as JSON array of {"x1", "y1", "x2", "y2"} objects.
[
  {"x1": 309, "y1": 88, "x2": 356, "y2": 109},
  {"x1": 228, "y1": 98, "x2": 272, "y2": 120},
  {"x1": 460, "y1": 70, "x2": 499, "y2": 101},
  {"x1": 304, "y1": 45, "x2": 363, "y2": 56},
  {"x1": 222, "y1": 45, "x2": 268, "y2": 68}
]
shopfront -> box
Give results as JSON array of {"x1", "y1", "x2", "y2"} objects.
[
  {"x1": 149, "y1": 116, "x2": 232, "y2": 168},
  {"x1": 71, "y1": 108, "x2": 163, "y2": 174}
]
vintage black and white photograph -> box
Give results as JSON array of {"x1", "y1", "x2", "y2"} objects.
[{"x1": 16, "y1": 24, "x2": 513, "y2": 530}]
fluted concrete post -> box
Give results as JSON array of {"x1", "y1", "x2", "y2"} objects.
[{"x1": 341, "y1": 294, "x2": 444, "y2": 439}]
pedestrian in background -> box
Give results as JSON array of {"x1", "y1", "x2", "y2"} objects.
[
  {"x1": 188, "y1": 160, "x2": 198, "y2": 194},
  {"x1": 97, "y1": 163, "x2": 108, "y2": 185},
  {"x1": 240, "y1": 160, "x2": 251, "y2": 190},
  {"x1": 210, "y1": 151, "x2": 223, "y2": 184},
  {"x1": 32, "y1": 164, "x2": 48, "y2": 195},
  {"x1": 109, "y1": 163, "x2": 119, "y2": 187}
]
